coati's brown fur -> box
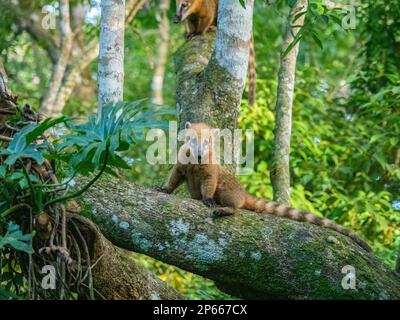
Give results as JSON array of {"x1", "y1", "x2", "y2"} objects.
[
  {"x1": 161, "y1": 122, "x2": 371, "y2": 252},
  {"x1": 174, "y1": 0, "x2": 256, "y2": 105},
  {"x1": 174, "y1": 0, "x2": 218, "y2": 39}
]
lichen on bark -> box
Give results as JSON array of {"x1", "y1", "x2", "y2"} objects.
[{"x1": 78, "y1": 176, "x2": 400, "y2": 299}]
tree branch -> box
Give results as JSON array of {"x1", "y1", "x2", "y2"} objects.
[
  {"x1": 77, "y1": 176, "x2": 400, "y2": 299},
  {"x1": 68, "y1": 214, "x2": 181, "y2": 299},
  {"x1": 41, "y1": 0, "x2": 74, "y2": 116}
]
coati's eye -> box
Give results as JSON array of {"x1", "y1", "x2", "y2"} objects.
[{"x1": 182, "y1": 2, "x2": 189, "y2": 8}]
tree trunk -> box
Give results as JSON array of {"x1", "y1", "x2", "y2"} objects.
[
  {"x1": 176, "y1": 0, "x2": 254, "y2": 131},
  {"x1": 270, "y1": 0, "x2": 308, "y2": 205},
  {"x1": 151, "y1": 0, "x2": 170, "y2": 105},
  {"x1": 98, "y1": 0, "x2": 126, "y2": 111},
  {"x1": 76, "y1": 176, "x2": 400, "y2": 299},
  {"x1": 69, "y1": 214, "x2": 180, "y2": 299},
  {"x1": 41, "y1": 0, "x2": 73, "y2": 117},
  {"x1": 85, "y1": 0, "x2": 182, "y2": 299}
]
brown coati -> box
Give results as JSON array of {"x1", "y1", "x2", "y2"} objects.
[
  {"x1": 174, "y1": 0, "x2": 256, "y2": 106},
  {"x1": 159, "y1": 122, "x2": 371, "y2": 252},
  {"x1": 174, "y1": 0, "x2": 218, "y2": 39}
]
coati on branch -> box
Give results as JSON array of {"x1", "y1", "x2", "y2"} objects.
[
  {"x1": 159, "y1": 122, "x2": 371, "y2": 252},
  {"x1": 174, "y1": 0, "x2": 256, "y2": 106}
]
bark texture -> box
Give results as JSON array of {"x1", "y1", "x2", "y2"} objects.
[
  {"x1": 270, "y1": 0, "x2": 308, "y2": 205},
  {"x1": 77, "y1": 176, "x2": 400, "y2": 300},
  {"x1": 98, "y1": 0, "x2": 126, "y2": 111},
  {"x1": 69, "y1": 215, "x2": 180, "y2": 300}
]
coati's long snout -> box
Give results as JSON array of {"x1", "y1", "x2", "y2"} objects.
[
  {"x1": 173, "y1": 14, "x2": 181, "y2": 23},
  {"x1": 174, "y1": 1, "x2": 190, "y2": 23}
]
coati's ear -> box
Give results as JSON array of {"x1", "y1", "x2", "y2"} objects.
[{"x1": 185, "y1": 121, "x2": 191, "y2": 129}]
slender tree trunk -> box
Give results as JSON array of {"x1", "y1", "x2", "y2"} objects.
[
  {"x1": 56, "y1": 43, "x2": 100, "y2": 111},
  {"x1": 10, "y1": 1, "x2": 142, "y2": 117},
  {"x1": 40, "y1": 0, "x2": 73, "y2": 117},
  {"x1": 98, "y1": 0, "x2": 126, "y2": 111},
  {"x1": 151, "y1": 0, "x2": 170, "y2": 105},
  {"x1": 270, "y1": 0, "x2": 308, "y2": 205}
]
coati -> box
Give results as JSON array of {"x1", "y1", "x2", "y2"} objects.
[
  {"x1": 159, "y1": 122, "x2": 371, "y2": 252},
  {"x1": 174, "y1": 0, "x2": 218, "y2": 39},
  {"x1": 174, "y1": 0, "x2": 256, "y2": 105}
]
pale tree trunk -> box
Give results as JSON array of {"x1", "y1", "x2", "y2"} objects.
[
  {"x1": 270, "y1": 0, "x2": 308, "y2": 205},
  {"x1": 98, "y1": 0, "x2": 126, "y2": 111},
  {"x1": 41, "y1": 0, "x2": 73, "y2": 117},
  {"x1": 17, "y1": 0, "x2": 142, "y2": 117},
  {"x1": 51, "y1": 0, "x2": 144, "y2": 116},
  {"x1": 55, "y1": 42, "x2": 100, "y2": 111},
  {"x1": 151, "y1": 0, "x2": 170, "y2": 105}
]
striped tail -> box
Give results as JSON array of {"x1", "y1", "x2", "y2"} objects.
[
  {"x1": 247, "y1": 32, "x2": 256, "y2": 106},
  {"x1": 244, "y1": 195, "x2": 371, "y2": 252}
]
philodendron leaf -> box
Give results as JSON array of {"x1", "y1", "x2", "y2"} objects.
[{"x1": 0, "y1": 222, "x2": 33, "y2": 254}]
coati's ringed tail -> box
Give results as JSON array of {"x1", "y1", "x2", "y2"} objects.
[{"x1": 243, "y1": 195, "x2": 371, "y2": 252}]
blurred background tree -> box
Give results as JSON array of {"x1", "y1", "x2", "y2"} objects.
[{"x1": 0, "y1": 0, "x2": 399, "y2": 299}]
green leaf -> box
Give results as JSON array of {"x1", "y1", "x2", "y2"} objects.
[
  {"x1": 239, "y1": 0, "x2": 246, "y2": 9},
  {"x1": 0, "y1": 165, "x2": 6, "y2": 178},
  {"x1": 288, "y1": 0, "x2": 296, "y2": 8},
  {"x1": 312, "y1": 32, "x2": 323, "y2": 49},
  {"x1": 292, "y1": 10, "x2": 307, "y2": 23},
  {"x1": 25, "y1": 116, "x2": 66, "y2": 146},
  {"x1": 373, "y1": 153, "x2": 387, "y2": 170},
  {"x1": 0, "y1": 222, "x2": 33, "y2": 254},
  {"x1": 10, "y1": 172, "x2": 24, "y2": 180},
  {"x1": 283, "y1": 33, "x2": 302, "y2": 57}
]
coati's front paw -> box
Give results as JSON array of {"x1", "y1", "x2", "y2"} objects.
[
  {"x1": 213, "y1": 207, "x2": 235, "y2": 217},
  {"x1": 203, "y1": 198, "x2": 216, "y2": 208},
  {"x1": 155, "y1": 185, "x2": 169, "y2": 193},
  {"x1": 186, "y1": 33, "x2": 200, "y2": 40}
]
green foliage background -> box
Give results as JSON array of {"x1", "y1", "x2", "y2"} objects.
[{"x1": 1, "y1": 0, "x2": 399, "y2": 299}]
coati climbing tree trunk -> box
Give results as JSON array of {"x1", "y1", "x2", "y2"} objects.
[
  {"x1": 270, "y1": 0, "x2": 308, "y2": 205},
  {"x1": 175, "y1": 0, "x2": 254, "y2": 131},
  {"x1": 77, "y1": 176, "x2": 400, "y2": 299}
]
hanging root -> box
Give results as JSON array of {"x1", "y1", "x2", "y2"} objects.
[{"x1": 0, "y1": 101, "x2": 97, "y2": 300}]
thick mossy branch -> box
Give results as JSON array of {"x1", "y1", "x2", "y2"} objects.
[
  {"x1": 78, "y1": 176, "x2": 400, "y2": 300},
  {"x1": 175, "y1": 32, "x2": 244, "y2": 131},
  {"x1": 68, "y1": 214, "x2": 181, "y2": 300}
]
